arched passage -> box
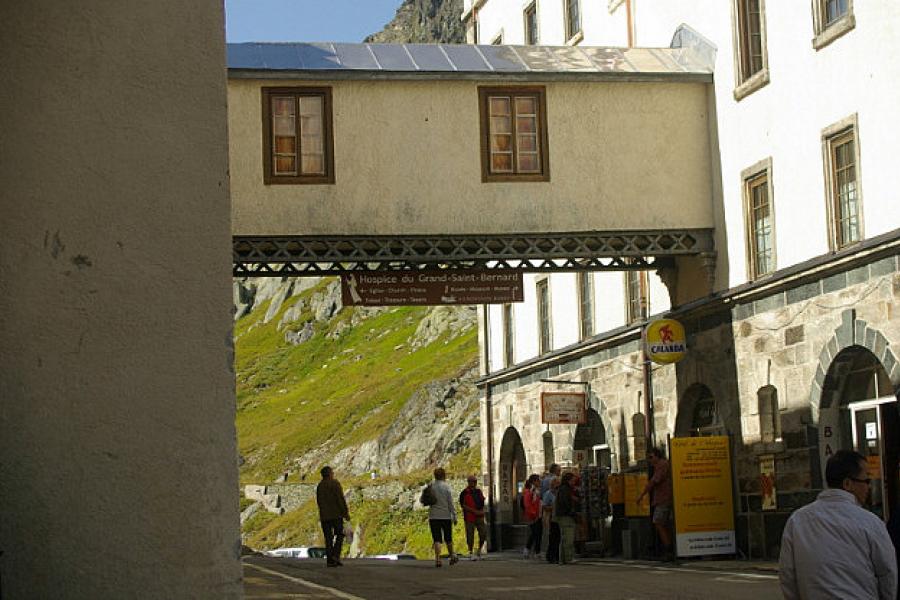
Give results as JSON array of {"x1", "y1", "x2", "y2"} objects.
[
  {"x1": 675, "y1": 383, "x2": 723, "y2": 437},
  {"x1": 817, "y1": 345, "x2": 898, "y2": 520},
  {"x1": 498, "y1": 426, "x2": 528, "y2": 524},
  {"x1": 574, "y1": 408, "x2": 611, "y2": 468}
]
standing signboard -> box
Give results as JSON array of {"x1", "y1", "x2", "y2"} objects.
[
  {"x1": 540, "y1": 391, "x2": 587, "y2": 425},
  {"x1": 670, "y1": 436, "x2": 736, "y2": 557},
  {"x1": 624, "y1": 473, "x2": 650, "y2": 517},
  {"x1": 759, "y1": 455, "x2": 776, "y2": 511}
]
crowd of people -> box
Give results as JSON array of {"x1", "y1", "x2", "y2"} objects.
[{"x1": 313, "y1": 448, "x2": 899, "y2": 599}]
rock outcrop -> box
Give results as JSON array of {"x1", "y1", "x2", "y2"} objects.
[{"x1": 365, "y1": 0, "x2": 465, "y2": 44}]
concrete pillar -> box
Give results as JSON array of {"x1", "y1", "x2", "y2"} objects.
[{"x1": 0, "y1": 1, "x2": 242, "y2": 598}]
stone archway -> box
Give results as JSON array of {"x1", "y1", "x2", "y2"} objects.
[
  {"x1": 675, "y1": 383, "x2": 721, "y2": 437},
  {"x1": 573, "y1": 408, "x2": 611, "y2": 468},
  {"x1": 811, "y1": 309, "x2": 899, "y2": 512},
  {"x1": 498, "y1": 426, "x2": 527, "y2": 524}
]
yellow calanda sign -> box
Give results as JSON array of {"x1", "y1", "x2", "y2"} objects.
[{"x1": 645, "y1": 318, "x2": 687, "y2": 364}]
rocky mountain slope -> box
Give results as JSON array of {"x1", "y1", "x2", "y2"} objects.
[
  {"x1": 365, "y1": 0, "x2": 464, "y2": 44},
  {"x1": 234, "y1": 276, "x2": 482, "y2": 555}
]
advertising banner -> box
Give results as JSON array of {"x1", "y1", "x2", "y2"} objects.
[
  {"x1": 541, "y1": 391, "x2": 587, "y2": 425},
  {"x1": 671, "y1": 436, "x2": 736, "y2": 557},
  {"x1": 644, "y1": 319, "x2": 687, "y2": 364},
  {"x1": 624, "y1": 473, "x2": 650, "y2": 517}
]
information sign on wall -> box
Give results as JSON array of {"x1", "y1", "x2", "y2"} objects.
[
  {"x1": 671, "y1": 436, "x2": 736, "y2": 557},
  {"x1": 340, "y1": 270, "x2": 523, "y2": 306},
  {"x1": 624, "y1": 473, "x2": 650, "y2": 517},
  {"x1": 540, "y1": 391, "x2": 587, "y2": 425},
  {"x1": 608, "y1": 474, "x2": 624, "y2": 504}
]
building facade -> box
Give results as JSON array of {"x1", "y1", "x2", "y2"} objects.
[{"x1": 466, "y1": 0, "x2": 900, "y2": 556}]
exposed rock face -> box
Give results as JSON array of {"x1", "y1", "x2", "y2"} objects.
[
  {"x1": 328, "y1": 362, "x2": 480, "y2": 477},
  {"x1": 365, "y1": 0, "x2": 465, "y2": 44}
]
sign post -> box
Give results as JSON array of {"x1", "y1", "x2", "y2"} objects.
[{"x1": 670, "y1": 435, "x2": 736, "y2": 557}]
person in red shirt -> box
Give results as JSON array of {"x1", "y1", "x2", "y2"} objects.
[
  {"x1": 522, "y1": 474, "x2": 543, "y2": 559},
  {"x1": 637, "y1": 447, "x2": 674, "y2": 560},
  {"x1": 458, "y1": 475, "x2": 487, "y2": 560}
]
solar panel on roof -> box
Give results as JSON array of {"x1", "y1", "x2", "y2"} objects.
[
  {"x1": 406, "y1": 44, "x2": 454, "y2": 71},
  {"x1": 370, "y1": 44, "x2": 418, "y2": 71},
  {"x1": 334, "y1": 43, "x2": 380, "y2": 70},
  {"x1": 297, "y1": 43, "x2": 341, "y2": 70},
  {"x1": 478, "y1": 45, "x2": 526, "y2": 72},
  {"x1": 224, "y1": 42, "x2": 711, "y2": 76},
  {"x1": 442, "y1": 45, "x2": 491, "y2": 71},
  {"x1": 257, "y1": 44, "x2": 300, "y2": 70}
]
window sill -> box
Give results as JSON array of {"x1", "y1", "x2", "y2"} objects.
[
  {"x1": 482, "y1": 173, "x2": 550, "y2": 183},
  {"x1": 565, "y1": 31, "x2": 584, "y2": 46},
  {"x1": 733, "y1": 68, "x2": 769, "y2": 102},
  {"x1": 813, "y1": 13, "x2": 855, "y2": 50},
  {"x1": 263, "y1": 175, "x2": 335, "y2": 185}
]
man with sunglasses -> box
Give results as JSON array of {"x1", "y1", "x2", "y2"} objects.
[{"x1": 779, "y1": 449, "x2": 897, "y2": 599}]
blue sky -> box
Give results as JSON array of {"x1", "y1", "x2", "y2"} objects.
[{"x1": 225, "y1": 0, "x2": 403, "y2": 43}]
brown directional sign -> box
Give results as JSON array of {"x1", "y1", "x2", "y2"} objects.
[{"x1": 340, "y1": 270, "x2": 524, "y2": 306}]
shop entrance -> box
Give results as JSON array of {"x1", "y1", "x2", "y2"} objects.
[
  {"x1": 574, "y1": 408, "x2": 611, "y2": 469},
  {"x1": 822, "y1": 345, "x2": 898, "y2": 522},
  {"x1": 498, "y1": 427, "x2": 528, "y2": 524}
]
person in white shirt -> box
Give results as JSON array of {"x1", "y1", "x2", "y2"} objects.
[
  {"x1": 427, "y1": 467, "x2": 458, "y2": 567},
  {"x1": 779, "y1": 449, "x2": 897, "y2": 600}
]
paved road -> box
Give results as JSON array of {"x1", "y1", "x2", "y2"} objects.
[{"x1": 243, "y1": 556, "x2": 781, "y2": 599}]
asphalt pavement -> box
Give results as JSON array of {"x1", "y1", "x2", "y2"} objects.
[{"x1": 243, "y1": 553, "x2": 782, "y2": 599}]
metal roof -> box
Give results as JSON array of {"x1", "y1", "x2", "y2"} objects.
[{"x1": 226, "y1": 42, "x2": 713, "y2": 82}]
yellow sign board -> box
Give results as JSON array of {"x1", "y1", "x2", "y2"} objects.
[
  {"x1": 608, "y1": 474, "x2": 624, "y2": 504},
  {"x1": 624, "y1": 473, "x2": 650, "y2": 517},
  {"x1": 645, "y1": 319, "x2": 687, "y2": 364},
  {"x1": 671, "y1": 436, "x2": 736, "y2": 557}
]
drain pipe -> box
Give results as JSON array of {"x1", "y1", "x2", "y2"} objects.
[{"x1": 485, "y1": 382, "x2": 498, "y2": 552}]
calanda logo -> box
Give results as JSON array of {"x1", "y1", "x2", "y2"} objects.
[{"x1": 645, "y1": 319, "x2": 687, "y2": 364}]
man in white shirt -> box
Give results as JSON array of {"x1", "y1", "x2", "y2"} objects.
[{"x1": 779, "y1": 449, "x2": 897, "y2": 600}]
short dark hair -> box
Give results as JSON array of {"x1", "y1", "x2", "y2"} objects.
[
  {"x1": 320, "y1": 466, "x2": 333, "y2": 478},
  {"x1": 561, "y1": 472, "x2": 575, "y2": 485},
  {"x1": 825, "y1": 450, "x2": 866, "y2": 488},
  {"x1": 648, "y1": 447, "x2": 665, "y2": 459},
  {"x1": 433, "y1": 467, "x2": 446, "y2": 480},
  {"x1": 550, "y1": 463, "x2": 561, "y2": 474}
]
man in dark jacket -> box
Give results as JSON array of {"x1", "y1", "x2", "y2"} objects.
[
  {"x1": 555, "y1": 472, "x2": 580, "y2": 564},
  {"x1": 316, "y1": 466, "x2": 350, "y2": 567},
  {"x1": 459, "y1": 475, "x2": 487, "y2": 560}
]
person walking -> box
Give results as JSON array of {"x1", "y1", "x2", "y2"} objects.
[
  {"x1": 316, "y1": 466, "x2": 350, "y2": 568},
  {"x1": 543, "y1": 476, "x2": 561, "y2": 564},
  {"x1": 636, "y1": 447, "x2": 673, "y2": 560},
  {"x1": 541, "y1": 463, "x2": 561, "y2": 496},
  {"x1": 779, "y1": 449, "x2": 897, "y2": 600},
  {"x1": 459, "y1": 475, "x2": 487, "y2": 560},
  {"x1": 555, "y1": 472, "x2": 580, "y2": 565},
  {"x1": 523, "y1": 474, "x2": 543, "y2": 559},
  {"x1": 427, "y1": 467, "x2": 458, "y2": 567}
]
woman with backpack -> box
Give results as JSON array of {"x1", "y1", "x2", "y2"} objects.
[
  {"x1": 522, "y1": 473, "x2": 543, "y2": 559},
  {"x1": 422, "y1": 467, "x2": 458, "y2": 567}
]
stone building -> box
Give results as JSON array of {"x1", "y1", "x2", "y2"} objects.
[{"x1": 465, "y1": 0, "x2": 900, "y2": 556}]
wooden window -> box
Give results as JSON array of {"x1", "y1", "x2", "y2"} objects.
[
  {"x1": 565, "y1": 0, "x2": 582, "y2": 43},
  {"x1": 524, "y1": 2, "x2": 538, "y2": 45},
  {"x1": 502, "y1": 303, "x2": 515, "y2": 367},
  {"x1": 823, "y1": 118, "x2": 863, "y2": 250},
  {"x1": 479, "y1": 87, "x2": 550, "y2": 182},
  {"x1": 262, "y1": 87, "x2": 334, "y2": 185},
  {"x1": 823, "y1": 0, "x2": 849, "y2": 25},
  {"x1": 577, "y1": 272, "x2": 594, "y2": 340},
  {"x1": 737, "y1": 0, "x2": 764, "y2": 80},
  {"x1": 812, "y1": 0, "x2": 854, "y2": 49},
  {"x1": 829, "y1": 131, "x2": 861, "y2": 247},
  {"x1": 625, "y1": 268, "x2": 648, "y2": 324},
  {"x1": 536, "y1": 279, "x2": 551, "y2": 354},
  {"x1": 742, "y1": 159, "x2": 776, "y2": 279}
]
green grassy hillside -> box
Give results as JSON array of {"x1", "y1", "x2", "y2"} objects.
[{"x1": 235, "y1": 278, "x2": 481, "y2": 555}]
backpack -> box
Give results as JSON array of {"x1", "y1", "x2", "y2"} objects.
[{"x1": 420, "y1": 483, "x2": 437, "y2": 506}]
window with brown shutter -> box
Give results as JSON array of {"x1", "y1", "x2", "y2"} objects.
[
  {"x1": 479, "y1": 87, "x2": 550, "y2": 182},
  {"x1": 262, "y1": 87, "x2": 334, "y2": 185}
]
